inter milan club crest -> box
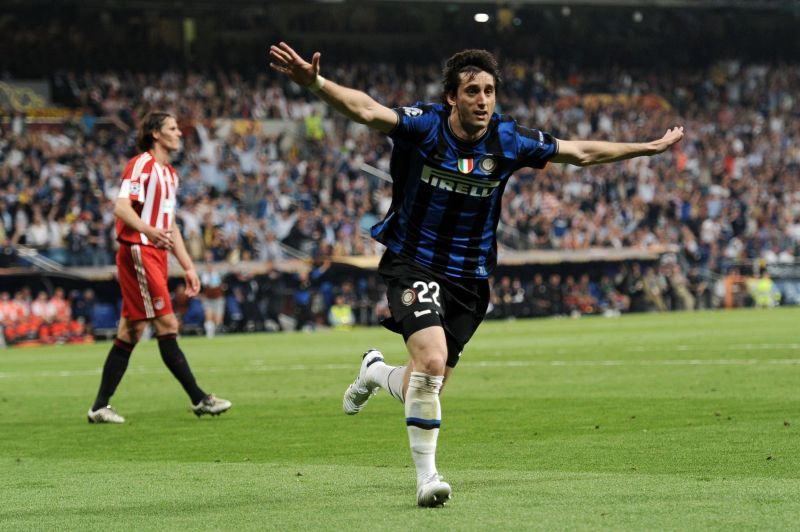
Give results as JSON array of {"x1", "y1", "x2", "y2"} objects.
[
  {"x1": 479, "y1": 156, "x2": 497, "y2": 173},
  {"x1": 401, "y1": 289, "x2": 416, "y2": 306},
  {"x1": 457, "y1": 158, "x2": 474, "y2": 174}
]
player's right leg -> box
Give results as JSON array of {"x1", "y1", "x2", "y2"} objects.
[
  {"x1": 88, "y1": 317, "x2": 146, "y2": 424},
  {"x1": 90, "y1": 242, "x2": 157, "y2": 423},
  {"x1": 404, "y1": 325, "x2": 451, "y2": 507},
  {"x1": 350, "y1": 251, "x2": 455, "y2": 505},
  {"x1": 342, "y1": 328, "x2": 452, "y2": 505}
]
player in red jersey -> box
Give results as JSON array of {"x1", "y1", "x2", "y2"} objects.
[{"x1": 87, "y1": 111, "x2": 231, "y2": 424}]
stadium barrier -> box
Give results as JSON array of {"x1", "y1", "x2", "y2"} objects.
[
  {"x1": 6, "y1": 245, "x2": 798, "y2": 347},
  {"x1": 0, "y1": 246, "x2": 674, "y2": 344}
]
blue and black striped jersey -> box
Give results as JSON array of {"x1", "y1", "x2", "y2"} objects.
[{"x1": 370, "y1": 102, "x2": 558, "y2": 279}]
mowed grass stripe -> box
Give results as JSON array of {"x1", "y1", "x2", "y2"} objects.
[
  {"x1": 3, "y1": 357, "x2": 800, "y2": 381},
  {"x1": 2, "y1": 462, "x2": 799, "y2": 530}
]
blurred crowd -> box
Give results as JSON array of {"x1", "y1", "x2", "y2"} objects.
[
  {"x1": 486, "y1": 261, "x2": 782, "y2": 321},
  {"x1": 1, "y1": 59, "x2": 799, "y2": 332}
]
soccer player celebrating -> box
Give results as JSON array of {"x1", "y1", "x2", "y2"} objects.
[
  {"x1": 87, "y1": 111, "x2": 231, "y2": 424},
  {"x1": 269, "y1": 43, "x2": 683, "y2": 506}
]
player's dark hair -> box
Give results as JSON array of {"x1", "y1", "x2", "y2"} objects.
[
  {"x1": 136, "y1": 111, "x2": 174, "y2": 152},
  {"x1": 441, "y1": 49, "x2": 502, "y2": 108}
]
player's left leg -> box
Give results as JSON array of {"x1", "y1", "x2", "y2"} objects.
[
  {"x1": 152, "y1": 313, "x2": 231, "y2": 417},
  {"x1": 363, "y1": 352, "x2": 455, "y2": 407},
  {"x1": 369, "y1": 358, "x2": 408, "y2": 402},
  {"x1": 342, "y1": 348, "x2": 386, "y2": 414},
  {"x1": 340, "y1": 319, "x2": 451, "y2": 414}
]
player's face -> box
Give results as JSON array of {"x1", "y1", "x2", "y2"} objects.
[
  {"x1": 448, "y1": 70, "x2": 496, "y2": 138},
  {"x1": 154, "y1": 117, "x2": 182, "y2": 152}
]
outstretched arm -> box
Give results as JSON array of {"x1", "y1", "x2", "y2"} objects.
[
  {"x1": 269, "y1": 42, "x2": 398, "y2": 134},
  {"x1": 551, "y1": 127, "x2": 684, "y2": 166}
]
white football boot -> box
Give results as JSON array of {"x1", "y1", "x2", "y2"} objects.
[
  {"x1": 416, "y1": 474, "x2": 452, "y2": 507},
  {"x1": 192, "y1": 394, "x2": 232, "y2": 417},
  {"x1": 87, "y1": 405, "x2": 125, "y2": 424},
  {"x1": 342, "y1": 349, "x2": 384, "y2": 415}
]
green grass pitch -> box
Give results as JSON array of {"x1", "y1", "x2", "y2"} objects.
[{"x1": 2, "y1": 308, "x2": 799, "y2": 530}]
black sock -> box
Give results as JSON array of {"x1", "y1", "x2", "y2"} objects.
[
  {"x1": 157, "y1": 334, "x2": 206, "y2": 404},
  {"x1": 92, "y1": 338, "x2": 135, "y2": 411}
]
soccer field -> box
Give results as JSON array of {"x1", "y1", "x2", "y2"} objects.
[{"x1": 2, "y1": 308, "x2": 799, "y2": 530}]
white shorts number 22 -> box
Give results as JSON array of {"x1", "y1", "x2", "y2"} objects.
[{"x1": 413, "y1": 281, "x2": 441, "y2": 307}]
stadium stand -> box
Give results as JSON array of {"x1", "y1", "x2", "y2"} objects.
[{"x1": 1, "y1": 2, "x2": 799, "y2": 345}]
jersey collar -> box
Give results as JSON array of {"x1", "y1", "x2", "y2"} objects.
[{"x1": 446, "y1": 114, "x2": 494, "y2": 147}]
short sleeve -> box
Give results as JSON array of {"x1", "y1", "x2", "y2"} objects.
[
  {"x1": 515, "y1": 126, "x2": 559, "y2": 169},
  {"x1": 389, "y1": 104, "x2": 440, "y2": 145},
  {"x1": 118, "y1": 156, "x2": 147, "y2": 203}
]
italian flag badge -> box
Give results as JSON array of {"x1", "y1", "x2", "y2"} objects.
[{"x1": 457, "y1": 158, "x2": 474, "y2": 174}]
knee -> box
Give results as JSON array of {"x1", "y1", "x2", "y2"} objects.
[
  {"x1": 112, "y1": 336, "x2": 137, "y2": 357},
  {"x1": 412, "y1": 346, "x2": 447, "y2": 376},
  {"x1": 406, "y1": 329, "x2": 448, "y2": 376},
  {"x1": 156, "y1": 314, "x2": 179, "y2": 335},
  {"x1": 119, "y1": 322, "x2": 146, "y2": 344}
]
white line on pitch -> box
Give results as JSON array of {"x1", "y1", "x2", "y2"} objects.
[
  {"x1": 628, "y1": 344, "x2": 800, "y2": 352},
  {"x1": 474, "y1": 359, "x2": 800, "y2": 367},
  {"x1": 1, "y1": 359, "x2": 799, "y2": 379}
]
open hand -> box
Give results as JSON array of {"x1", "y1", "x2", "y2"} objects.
[
  {"x1": 269, "y1": 42, "x2": 320, "y2": 87},
  {"x1": 651, "y1": 126, "x2": 685, "y2": 153}
]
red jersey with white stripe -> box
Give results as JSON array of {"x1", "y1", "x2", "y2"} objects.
[
  {"x1": 0, "y1": 300, "x2": 17, "y2": 323},
  {"x1": 49, "y1": 297, "x2": 71, "y2": 322},
  {"x1": 116, "y1": 151, "x2": 179, "y2": 247},
  {"x1": 0, "y1": 299, "x2": 28, "y2": 325}
]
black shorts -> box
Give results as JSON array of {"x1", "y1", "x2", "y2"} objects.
[{"x1": 378, "y1": 250, "x2": 489, "y2": 368}]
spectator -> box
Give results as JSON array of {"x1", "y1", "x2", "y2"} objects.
[
  {"x1": 493, "y1": 276, "x2": 516, "y2": 319},
  {"x1": 227, "y1": 271, "x2": 262, "y2": 332},
  {"x1": 622, "y1": 263, "x2": 647, "y2": 313},
  {"x1": 574, "y1": 274, "x2": 599, "y2": 316},
  {"x1": 666, "y1": 263, "x2": 695, "y2": 311},
  {"x1": 527, "y1": 273, "x2": 552, "y2": 317},
  {"x1": 72, "y1": 288, "x2": 97, "y2": 335},
  {"x1": 200, "y1": 252, "x2": 226, "y2": 338},
  {"x1": 328, "y1": 294, "x2": 355, "y2": 330},
  {"x1": 687, "y1": 267, "x2": 712, "y2": 310},
  {"x1": 547, "y1": 273, "x2": 565, "y2": 317},
  {"x1": 748, "y1": 270, "x2": 781, "y2": 308},
  {"x1": 598, "y1": 274, "x2": 629, "y2": 316},
  {"x1": 24, "y1": 208, "x2": 49, "y2": 250},
  {"x1": 258, "y1": 261, "x2": 286, "y2": 331},
  {"x1": 642, "y1": 266, "x2": 668, "y2": 312},
  {"x1": 65, "y1": 221, "x2": 90, "y2": 266}
]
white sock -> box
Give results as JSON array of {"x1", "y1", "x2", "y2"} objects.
[
  {"x1": 368, "y1": 362, "x2": 407, "y2": 403},
  {"x1": 204, "y1": 320, "x2": 215, "y2": 338},
  {"x1": 405, "y1": 372, "x2": 443, "y2": 487}
]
